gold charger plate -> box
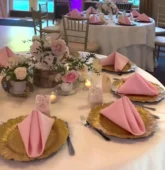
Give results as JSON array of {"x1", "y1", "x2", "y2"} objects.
[
  {"x1": 87, "y1": 103, "x2": 157, "y2": 139},
  {"x1": 0, "y1": 116, "x2": 69, "y2": 161},
  {"x1": 102, "y1": 62, "x2": 136, "y2": 73},
  {"x1": 111, "y1": 79, "x2": 165, "y2": 102}
]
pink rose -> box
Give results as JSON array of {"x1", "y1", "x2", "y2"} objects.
[
  {"x1": 62, "y1": 70, "x2": 78, "y2": 83},
  {"x1": 30, "y1": 41, "x2": 41, "y2": 56},
  {"x1": 51, "y1": 39, "x2": 66, "y2": 56}
]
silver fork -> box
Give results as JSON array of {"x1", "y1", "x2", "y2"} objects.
[
  {"x1": 80, "y1": 115, "x2": 111, "y2": 141},
  {"x1": 65, "y1": 122, "x2": 75, "y2": 156}
]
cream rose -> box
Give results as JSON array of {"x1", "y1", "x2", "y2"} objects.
[{"x1": 14, "y1": 67, "x2": 27, "y2": 80}]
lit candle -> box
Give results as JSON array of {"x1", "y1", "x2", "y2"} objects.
[
  {"x1": 85, "y1": 79, "x2": 92, "y2": 89},
  {"x1": 50, "y1": 92, "x2": 56, "y2": 104},
  {"x1": 65, "y1": 64, "x2": 69, "y2": 71}
]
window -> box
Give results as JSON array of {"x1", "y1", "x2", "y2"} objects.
[
  {"x1": 13, "y1": 0, "x2": 30, "y2": 11},
  {"x1": 12, "y1": 0, "x2": 54, "y2": 12},
  {"x1": 128, "y1": 0, "x2": 140, "y2": 7}
]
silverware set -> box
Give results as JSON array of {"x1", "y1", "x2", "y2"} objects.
[{"x1": 80, "y1": 115, "x2": 111, "y2": 141}]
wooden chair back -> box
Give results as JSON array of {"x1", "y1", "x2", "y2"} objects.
[
  {"x1": 39, "y1": 2, "x2": 49, "y2": 27},
  {"x1": 116, "y1": 2, "x2": 133, "y2": 12},
  {"x1": 157, "y1": 4, "x2": 165, "y2": 28},
  {"x1": 31, "y1": 7, "x2": 42, "y2": 37},
  {"x1": 63, "y1": 16, "x2": 89, "y2": 51}
]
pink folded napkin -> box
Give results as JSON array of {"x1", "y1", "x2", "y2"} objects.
[
  {"x1": 0, "y1": 46, "x2": 16, "y2": 67},
  {"x1": 117, "y1": 73, "x2": 159, "y2": 96},
  {"x1": 131, "y1": 9, "x2": 140, "y2": 17},
  {"x1": 136, "y1": 13, "x2": 150, "y2": 22},
  {"x1": 89, "y1": 15, "x2": 101, "y2": 23},
  {"x1": 68, "y1": 9, "x2": 82, "y2": 18},
  {"x1": 86, "y1": 6, "x2": 97, "y2": 14},
  {"x1": 101, "y1": 52, "x2": 129, "y2": 72},
  {"x1": 100, "y1": 96, "x2": 145, "y2": 135},
  {"x1": 35, "y1": 95, "x2": 50, "y2": 116},
  {"x1": 118, "y1": 15, "x2": 131, "y2": 25},
  {"x1": 18, "y1": 110, "x2": 54, "y2": 158}
]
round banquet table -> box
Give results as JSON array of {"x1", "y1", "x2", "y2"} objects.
[
  {"x1": 0, "y1": 52, "x2": 165, "y2": 170},
  {"x1": 87, "y1": 16, "x2": 155, "y2": 72},
  {"x1": 61, "y1": 15, "x2": 155, "y2": 72}
]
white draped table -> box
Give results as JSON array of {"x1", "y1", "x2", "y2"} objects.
[
  {"x1": 0, "y1": 53, "x2": 165, "y2": 170},
  {"x1": 61, "y1": 16, "x2": 155, "y2": 72}
]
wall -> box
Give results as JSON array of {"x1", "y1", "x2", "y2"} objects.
[{"x1": 152, "y1": 0, "x2": 165, "y2": 20}]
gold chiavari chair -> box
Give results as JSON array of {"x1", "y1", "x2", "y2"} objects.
[
  {"x1": 116, "y1": 2, "x2": 133, "y2": 13},
  {"x1": 155, "y1": 4, "x2": 165, "y2": 36},
  {"x1": 31, "y1": 2, "x2": 60, "y2": 38},
  {"x1": 63, "y1": 15, "x2": 99, "y2": 52}
]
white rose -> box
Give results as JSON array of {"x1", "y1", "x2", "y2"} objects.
[
  {"x1": 8, "y1": 57, "x2": 19, "y2": 68},
  {"x1": 44, "y1": 36, "x2": 52, "y2": 48},
  {"x1": 14, "y1": 67, "x2": 27, "y2": 80},
  {"x1": 55, "y1": 73, "x2": 62, "y2": 82},
  {"x1": 32, "y1": 35, "x2": 40, "y2": 42}
]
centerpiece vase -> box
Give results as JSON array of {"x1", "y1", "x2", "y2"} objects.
[
  {"x1": 10, "y1": 80, "x2": 26, "y2": 94},
  {"x1": 33, "y1": 69, "x2": 58, "y2": 88},
  {"x1": 61, "y1": 83, "x2": 73, "y2": 92}
]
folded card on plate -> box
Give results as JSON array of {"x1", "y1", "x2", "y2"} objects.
[
  {"x1": 117, "y1": 73, "x2": 159, "y2": 96},
  {"x1": 0, "y1": 46, "x2": 17, "y2": 67},
  {"x1": 101, "y1": 52, "x2": 129, "y2": 72},
  {"x1": 136, "y1": 13, "x2": 150, "y2": 22},
  {"x1": 18, "y1": 110, "x2": 54, "y2": 158},
  {"x1": 100, "y1": 96, "x2": 145, "y2": 135},
  {"x1": 35, "y1": 95, "x2": 50, "y2": 116}
]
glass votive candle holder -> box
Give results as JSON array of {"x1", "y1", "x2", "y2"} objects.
[
  {"x1": 88, "y1": 86, "x2": 103, "y2": 108},
  {"x1": 50, "y1": 92, "x2": 57, "y2": 104}
]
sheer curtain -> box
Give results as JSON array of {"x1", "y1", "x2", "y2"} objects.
[
  {"x1": 0, "y1": 0, "x2": 8, "y2": 18},
  {"x1": 140, "y1": 0, "x2": 152, "y2": 16}
]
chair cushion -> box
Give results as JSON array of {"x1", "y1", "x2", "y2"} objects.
[
  {"x1": 155, "y1": 27, "x2": 165, "y2": 36},
  {"x1": 155, "y1": 36, "x2": 165, "y2": 46},
  {"x1": 42, "y1": 25, "x2": 60, "y2": 33},
  {"x1": 68, "y1": 42, "x2": 99, "y2": 52}
]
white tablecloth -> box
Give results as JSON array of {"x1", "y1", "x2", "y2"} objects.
[
  {"x1": 61, "y1": 16, "x2": 155, "y2": 72},
  {"x1": 0, "y1": 53, "x2": 165, "y2": 170}
]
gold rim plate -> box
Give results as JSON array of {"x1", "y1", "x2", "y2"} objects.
[
  {"x1": 111, "y1": 79, "x2": 165, "y2": 102},
  {"x1": 87, "y1": 103, "x2": 157, "y2": 139},
  {"x1": 102, "y1": 62, "x2": 136, "y2": 73},
  {"x1": 0, "y1": 116, "x2": 69, "y2": 161}
]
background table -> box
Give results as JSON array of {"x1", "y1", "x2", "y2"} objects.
[
  {"x1": 0, "y1": 53, "x2": 165, "y2": 170},
  {"x1": 61, "y1": 16, "x2": 155, "y2": 72},
  {"x1": 87, "y1": 17, "x2": 155, "y2": 72}
]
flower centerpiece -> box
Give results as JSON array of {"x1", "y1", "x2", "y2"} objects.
[
  {"x1": 0, "y1": 55, "x2": 32, "y2": 96},
  {"x1": 96, "y1": 0, "x2": 119, "y2": 15},
  {"x1": 30, "y1": 35, "x2": 96, "y2": 88}
]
